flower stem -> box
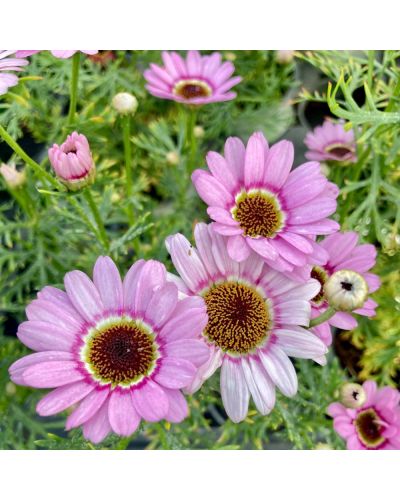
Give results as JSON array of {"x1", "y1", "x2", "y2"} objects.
[
  {"x1": 0, "y1": 124, "x2": 63, "y2": 190},
  {"x1": 185, "y1": 106, "x2": 198, "y2": 173},
  {"x1": 309, "y1": 306, "x2": 336, "y2": 328},
  {"x1": 67, "y1": 52, "x2": 81, "y2": 126},
  {"x1": 122, "y1": 114, "x2": 134, "y2": 224},
  {"x1": 83, "y1": 189, "x2": 110, "y2": 251}
]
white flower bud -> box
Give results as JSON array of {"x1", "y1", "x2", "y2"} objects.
[
  {"x1": 0, "y1": 163, "x2": 26, "y2": 189},
  {"x1": 194, "y1": 126, "x2": 204, "y2": 139},
  {"x1": 166, "y1": 151, "x2": 180, "y2": 166},
  {"x1": 324, "y1": 269, "x2": 368, "y2": 312},
  {"x1": 112, "y1": 92, "x2": 138, "y2": 115},
  {"x1": 276, "y1": 50, "x2": 295, "y2": 64},
  {"x1": 339, "y1": 383, "x2": 366, "y2": 409}
]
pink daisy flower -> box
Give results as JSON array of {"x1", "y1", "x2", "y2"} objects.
[
  {"x1": 192, "y1": 131, "x2": 340, "y2": 281},
  {"x1": 309, "y1": 231, "x2": 380, "y2": 358},
  {"x1": 166, "y1": 223, "x2": 327, "y2": 422},
  {"x1": 144, "y1": 50, "x2": 242, "y2": 105},
  {"x1": 328, "y1": 381, "x2": 400, "y2": 450},
  {"x1": 9, "y1": 257, "x2": 209, "y2": 444},
  {"x1": 304, "y1": 120, "x2": 357, "y2": 163},
  {"x1": 15, "y1": 50, "x2": 98, "y2": 59},
  {"x1": 0, "y1": 50, "x2": 29, "y2": 96}
]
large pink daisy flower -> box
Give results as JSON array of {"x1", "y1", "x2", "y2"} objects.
[
  {"x1": 0, "y1": 50, "x2": 29, "y2": 96},
  {"x1": 328, "y1": 381, "x2": 400, "y2": 450},
  {"x1": 9, "y1": 257, "x2": 209, "y2": 444},
  {"x1": 144, "y1": 51, "x2": 242, "y2": 105},
  {"x1": 309, "y1": 231, "x2": 380, "y2": 357},
  {"x1": 304, "y1": 120, "x2": 357, "y2": 163},
  {"x1": 192, "y1": 131, "x2": 340, "y2": 281},
  {"x1": 166, "y1": 223, "x2": 327, "y2": 422}
]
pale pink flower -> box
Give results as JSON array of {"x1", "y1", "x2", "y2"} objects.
[
  {"x1": 9, "y1": 257, "x2": 209, "y2": 444},
  {"x1": 16, "y1": 50, "x2": 98, "y2": 59},
  {"x1": 309, "y1": 231, "x2": 380, "y2": 361},
  {"x1": 328, "y1": 380, "x2": 400, "y2": 450},
  {"x1": 166, "y1": 223, "x2": 327, "y2": 423},
  {"x1": 144, "y1": 50, "x2": 241, "y2": 105},
  {"x1": 304, "y1": 120, "x2": 357, "y2": 163},
  {"x1": 48, "y1": 132, "x2": 95, "y2": 190},
  {"x1": 0, "y1": 163, "x2": 26, "y2": 188},
  {"x1": 192, "y1": 131, "x2": 339, "y2": 281},
  {"x1": 0, "y1": 50, "x2": 29, "y2": 95}
]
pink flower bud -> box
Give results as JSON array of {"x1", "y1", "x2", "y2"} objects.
[
  {"x1": 0, "y1": 163, "x2": 26, "y2": 188},
  {"x1": 48, "y1": 132, "x2": 95, "y2": 191}
]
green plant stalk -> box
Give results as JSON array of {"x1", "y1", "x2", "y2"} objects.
[
  {"x1": 309, "y1": 306, "x2": 336, "y2": 328},
  {"x1": 83, "y1": 189, "x2": 110, "y2": 251},
  {"x1": 67, "y1": 52, "x2": 81, "y2": 125},
  {"x1": 122, "y1": 114, "x2": 134, "y2": 224},
  {"x1": 0, "y1": 124, "x2": 63, "y2": 191},
  {"x1": 185, "y1": 106, "x2": 198, "y2": 173}
]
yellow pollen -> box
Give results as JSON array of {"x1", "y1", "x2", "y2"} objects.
[
  {"x1": 232, "y1": 191, "x2": 284, "y2": 239},
  {"x1": 203, "y1": 281, "x2": 271, "y2": 355}
]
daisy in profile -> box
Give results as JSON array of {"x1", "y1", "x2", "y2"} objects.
[
  {"x1": 166, "y1": 223, "x2": 327, "y2": 422},
  {"x1": 9, "y1": 257, "x2": 209, "y2": 444},
  {"x1": 304, "y1": 120, "x2": 357, "y2": 163},
  {"x1": 309, "y1": 231, "x2": 380, "y2": 356},
  {"x1": 0, "y1": 50, "x2": 29, "y2": 95},
  {"x1": 192, "y1": 131, "x2": 339, "y2": 280},
  {"x1": 144, "y1": 51, "x2": 242, "y2": 105},
  {"x1": 328, "y1": 380, "x2": 400, "y2": 450}
]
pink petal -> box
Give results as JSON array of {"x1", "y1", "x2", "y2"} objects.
[
  {"x1": 22, "y1": 361, "x2": 83, "y2": 388},
  {"x1": 191, "y1": 169, "x2": 233, "y2": 208},
  {"x1": 131, "y1": 380, "x2": 169, "y2": 422},
  {"x1": 329, "y1": 311, "x2": 358, "y2": 330},
  {"x1": 108, "y1": 390, "x2": 140, "y2": 436},
  {"x1": 145, "y1": 282, "x2": 178, "y2": 328},
  {"x1": 241, "y1": 357, "x2": 275, "y2": 415},
  {"x1": 274, "y1": 327, "x2": 327, "y2": 359},
  {"x1": 123, "y1": 259, "x2": 145, "y2": 311},
  {"x1": 246, "y1": 237, "x2": 278, "y2": 260},
  {"x1": 220, "y1": 358, "x2": 250, "y2": 423},
  {"x1": 224, "y1": 136, "x2": 245, "y2": 183},
  {"x1": 244, "y1": 132, "x2": 266, "y2": 189},
  {"x1": 193, "y1": 223, "x2": 219, "y2": 277},
  {"x1": 64, "y1": 270, "x2": 103, "y2": 323},
  {"x1": 93, "y1": 256, "x2": 123, "y2": 313},
  {"x1": 264, "y1": 140, "x2": 294, "y2": 189},
  {"x1": 206, "y1": 151, "x2": 238, "y2": 192},
  {"x1": 227, "y1": 234, "x2": 251, "y2": 262},
  {"x1": 289, "y1": 198, "x2": 337, "y2": 225},
  {"x1": 17, "y1": 321, "x2": 75, "y2": 352},
  {"x1": 164, "y1": 339, "x2": 210, "y2": 366},
  {"x1": 132, "y1": 260, "x2": 166, "y2": 315},
  {"x1": 26, "y1": 299, "x2": 82, "y2": 335},
  {"x1": 82, "y1": 398, "x2": 112, "y2": 444},
  {"x1": 9, "y1": 351, "x2": 74, "y2": 385},
  {"x1": 275, "y1": 299, "x2": 311, "y2": 326},
  {"x1": 37, "y1": 381, "x2": 94, "y2": 416},
  {"x1": 66, "y1": 387, "x2": 110, "y2": 430},
  {"x1": 207, "y1": 206, "x2": 238, "y2": 226},
  {"x1": 259, "y1": 345, "x2": 298, "y2": 397},
  {"x1": 154, "y1": 358, "x2": 197, "y2": 389},
  {"x1": 164, "y1": 388, "x2": 188, "y2": 423}
]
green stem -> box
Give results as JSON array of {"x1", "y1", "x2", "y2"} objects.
[
  {"x1": 122, "y1": 115, "x2": 134, "y2": 224},
  {"x1": 0, "y1": 124, "x2": 63, "y2": 190},
  {"x1": 185, "y1": 106, "x2": 197, "y2": 173},
  {"x1": 67, "y1": 52, "x2": 81, "y2": 126},
  {"x1": 83, "y1": 189, "x2": 110, "y2": 251},
  {"x1": 309, "y1": 306, "x2": 336, "y2": 328}
]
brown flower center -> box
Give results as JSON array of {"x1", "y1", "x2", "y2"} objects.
[
  {"x1": 325, "y1": 143, "x2": 353, "y2": 159},
  {"x1": 232, "y1": 191, "x2": 284, "y2": 239},
  {"x1": 82, "y1": 319, "x2": 158, "y2": 387},
  {"x1": 173, "y1": 79, "x2": 212, "y2": 100},
  {"x1": 311, "y1": 266, "x2": 329, "y2": 305},
  {"x1": 355, "y1": 408, "x2": 386, "y2": 449},
  {"x1": 203, "y1": 281, "x2": 271, "y2": 355}
]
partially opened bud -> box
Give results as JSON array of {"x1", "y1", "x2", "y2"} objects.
[
  {"x1": 0, "y1": 163, "x2": 26, "y2": 188},
  {"x1": 324, "y1": 269, "x2": 368, "y2": 312},
  {"x1": 339, "y1": 383, "x2": 367, "y2": 409},
  {"x1": 112, "y1": 92, "x2": 138, "y2": 115},
  {"x1": 48, "y1": 132, "x2": 95, "y2": 191}
]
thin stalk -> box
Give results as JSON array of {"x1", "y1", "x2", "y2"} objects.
[
  {"x1": 185, "y1": 106, "x2": 198, "y2": 173},
  {"x1": 0, "y1": 124, "x2": 63, "y2": 190},
  {"x1": 122, "y1": 114, "x2": 134, "y2": 224},
  {"x1": 309, "y1": 306, "x2": 336, "y2": 328},
  {"x1": 83, "y1": 189, "x2": 110, "y2": 251},
  {"x1": 67, "y1": 52, "x2": 81, "y2": 126}
]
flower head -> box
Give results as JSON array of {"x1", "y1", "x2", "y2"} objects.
[
  {"x1": 324, "y1": 269, "x2": 368, "y2": 312},
  {"x1": 328, "y1": 380, "x2": 400, "y2": 450},
  {"x1": 112, "y1": 92, "x2": 138, "y2": 115},
  {"x1": 0, "y1": 163, "x2": 26, "y2": 188},
  {"x1": 0, "y1": 50, "x2": 29, "y2": 96},
  {"x1": 192, "y1": 131, "x2": 339, "y2": 281},
  {"x1": 309, "y1": 231, "x2": 380, "y2": 354},
  {"x1": 304, "y1": 120, "x2": 357, "y2": 163},
  {"x1": 144, "y1": 51, "x2": 242, "y2": 105},
  {"x1": 339, "y1": 383, "x2": 367, "y2": 409},
  {"x1": 9, "y1": 257, "x2": 209, "y2": 444},
  {"x1": 48, "y1": 132, "x2": 95, "y2": 190},
  {"x1": 166, "y1": 223, "x2": 327, "y2": 422},
  {"x1": 16, "y1": 50, "x2": 98, "y2": 59}
]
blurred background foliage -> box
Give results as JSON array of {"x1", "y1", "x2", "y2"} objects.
[{"x1": 0, "y1": 50, "x2": 399, "y2": 449}]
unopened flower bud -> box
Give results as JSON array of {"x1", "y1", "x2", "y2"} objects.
[
  {"x1": 224, "y1": 52, "x2": 237, "y2": 61},
  {"x1": 314, "y1": 443, "x2": 333, "y2": 450},
  {"x1": 166, "y1": 151, "x2": 180, "y2": 166},
  {"x1": 194, "y1": 126, "x2": 204, "y2": 139},
  {"x1": 277, "y1": 50, "x2": 295, "y2": 64},
  {"x1": 48, "y1": 132, "x2": 96, "y2": 191},
  {"x1": 324, "y1": 269, "x2": 368, "y2": 312},
  {"x1": 112, "y1": 92, "x2": 138, "y2": 115},
  {"x1": 5, "y1": 381, "x2": 17, "y2": 396},
  {"x1": 0, "y1": 163, "x2": 26, "y2": 189},
  {"x1": 339, "y1": 383, "x2": 367, "y2": 409}
]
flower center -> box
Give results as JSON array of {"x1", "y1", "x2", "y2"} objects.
[
  {"x1": 232, "y1": 191, "x2": 284, "y2": 239},
  {"x1": 311, "y1": 266, "x2": 329, "y2": 305},
  {"x1": 324, "y1": 143, "x2": 353, "y2": 159},
  {"x1": 82, "y1": 318, "x2": 159, "y2": 387},
  {"x1": 203, "y1": 281, "x2": 271, "y2": 355},
  {"x1": 355, "y1": 408, "x2": 386, "y2": 449},
  {"x1": 173, "y1": 79, "x2": 212, "y2": 99}
]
